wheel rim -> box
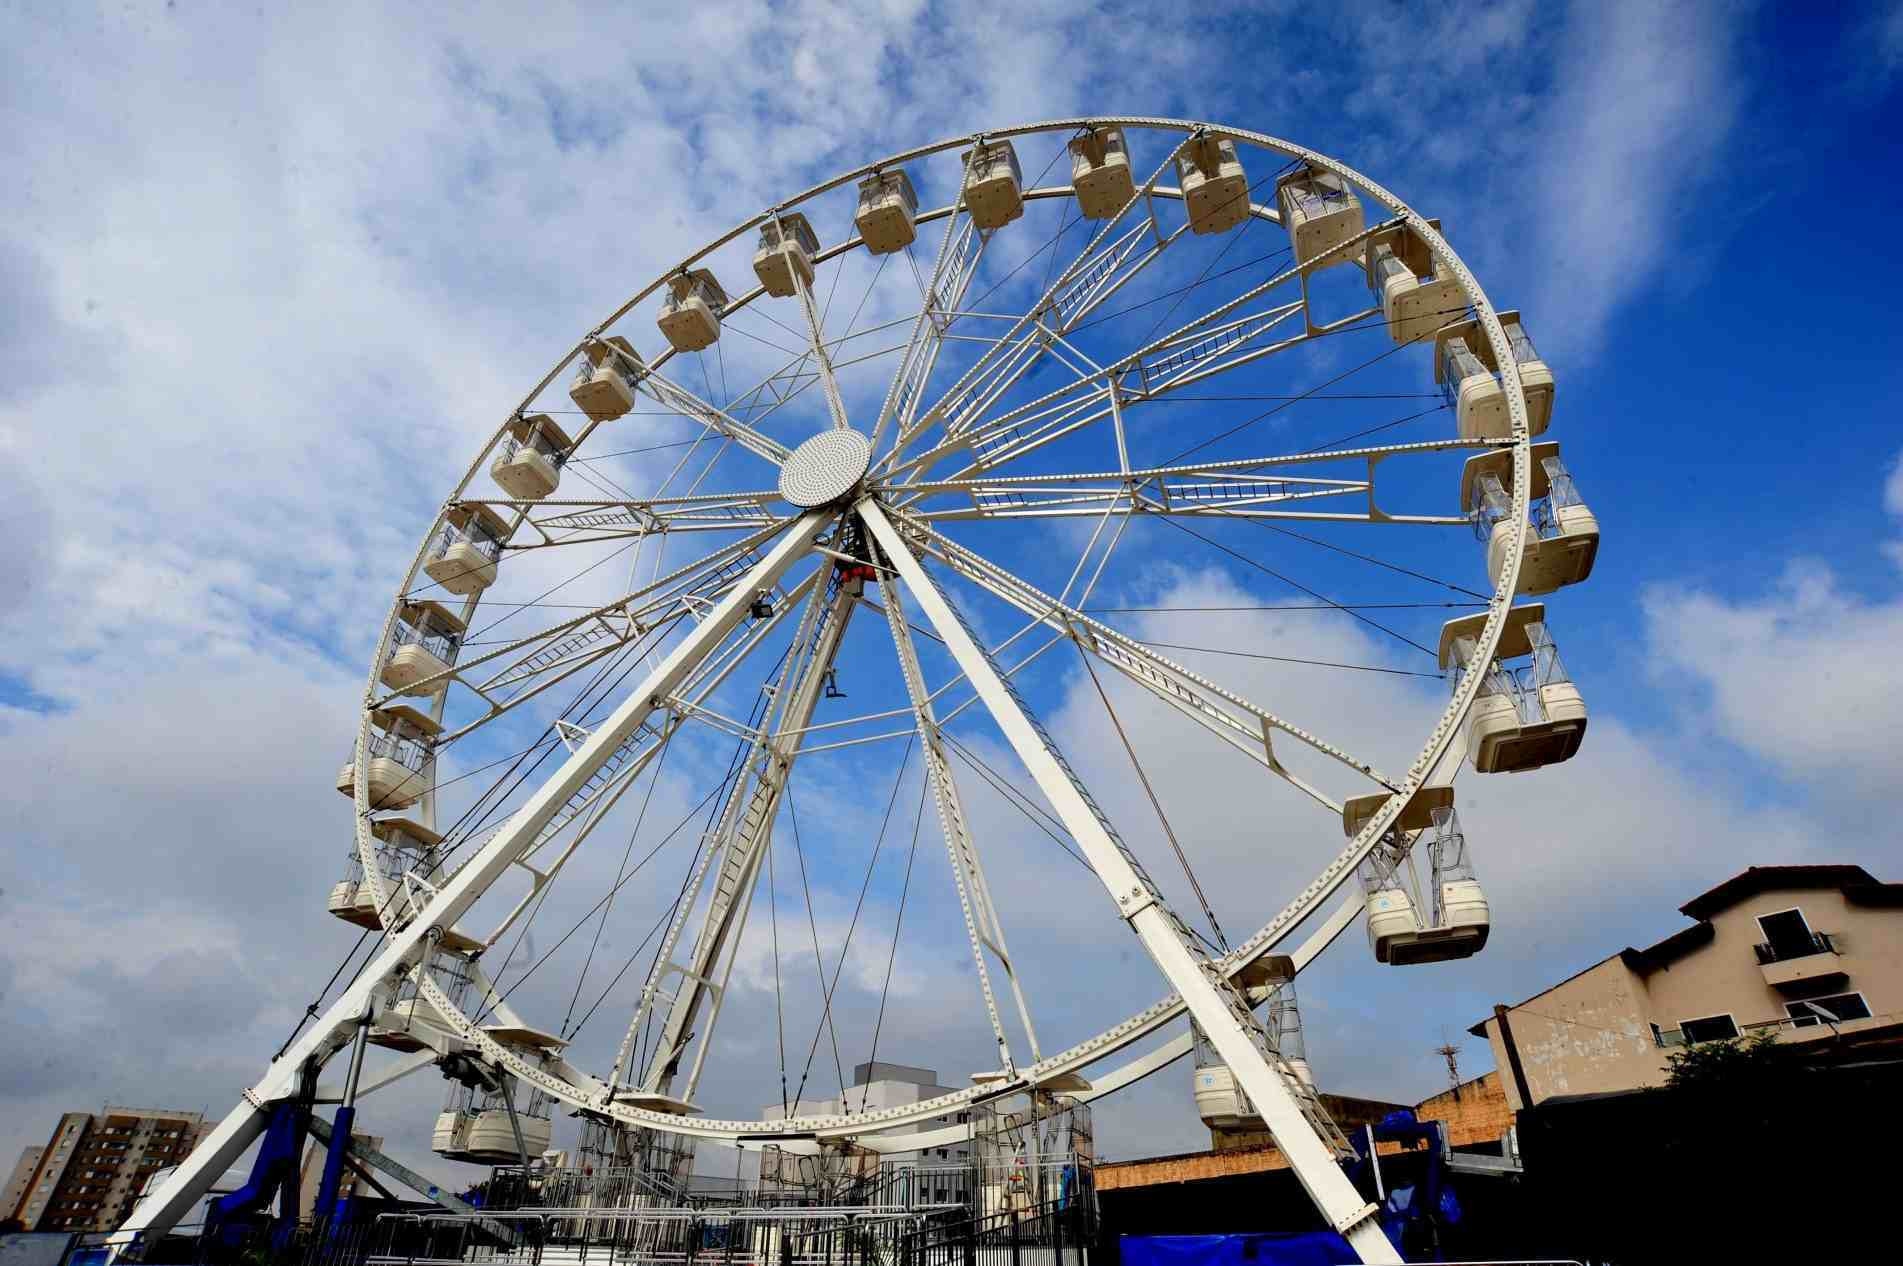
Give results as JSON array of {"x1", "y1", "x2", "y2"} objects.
[{"x1": 339, "y1": 117, "x2": 1540, "y2": 1148}]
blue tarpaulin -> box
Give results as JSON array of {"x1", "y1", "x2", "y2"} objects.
[{"x1": 1121, "y1": 1232, "x2": 1356, "y2": 1266}]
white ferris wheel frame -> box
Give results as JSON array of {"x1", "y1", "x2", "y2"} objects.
[{"x1": 118, "y1": 117, "x2": 1541, "y2": 1265}]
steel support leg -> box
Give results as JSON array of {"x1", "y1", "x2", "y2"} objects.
[
  {"x1": 856, "y1": 499, "x2": 1397, "y2": 1264},
  {"x1": 109, "y1": 514, "x2": 823, "y2": 1252}
]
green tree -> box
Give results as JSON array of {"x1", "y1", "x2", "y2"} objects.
[{"x1": 1662, "y1": 1029, "x2": 1783, "y2": 1092}]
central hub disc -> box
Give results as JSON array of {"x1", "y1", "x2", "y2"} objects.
[{"x1": 778, "y1": 428, "x2": 873, "y2": 508}]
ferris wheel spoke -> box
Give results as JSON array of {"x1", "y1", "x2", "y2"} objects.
[
  {"x1": 895, "y1": 206, "x2": 1409, "y2": 487},
  {"x1": 450, "y1": 492, "x2": 784, "y2": 550},
  {"x1": 637, "y1": 369, "x2": 791, "y2": 466},
  {"x1": 881, "y1": 134, "x2": 1203, "y2": 476},
  {"x1": 380, "y1": 522, "x2": 799, "y2": 735},
  {"x1": 882, "y1": 219, "x2": 1176, "y2": 482},
  {"x1": 612, "y1": 563, "x2": 866, "y2": 1102},
  {"x1": 790, "y1": 246, "x2": 851, "y2": 432},
  {"x1": 902, "y1": 441, "x2": 1481, "y2": 526},
  {"x1": 429, "y1": 572, "x2": 823, "y2": 944},
  {"x1": 888, "y1": 507, "x2": 1394, "y2": 803},
  {"x1": 867, "y1": 156, "x2": 989, "y2": 455},
  {"x1": 876, "y1": 565, "x2": 1040, "y2": 1074}
]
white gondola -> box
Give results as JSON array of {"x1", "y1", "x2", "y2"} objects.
[
  {"x1": 1175, "y1": 135, "x2": 1249, "y2": 236},
  {"x1": 1266, "y1": 984, "x2": 1315, "y2": 1090},
  {"x1": 380, "y1": 599, "x2": 464, "y2": 696},
  {"x1": 1190, "y1": 1024, "x2": 1254, "y2": 1130},
  {"x1": 1463, "y1": 442, "x2": 1599, "y2": 596},
  {"x1": 1435, "y1": 310, "x2": 1553, "y2": 438},
  {"x1": 1347, "y1": 785, "x2": 1442, "y2": 963},
  {"x1": 372, "y1": 954, "x2": 472, "y2": 1052},
  {"x1": 960, "y1": 138, "x2": 1024, "y2": 230},
  {"x1": 1349, "y1": 790, "x2": 1489, "y2": 965},
  {"x1": 331, "y1": 816, "x2": 443, "y2": 931},
  {"x1": 437, "y1": 1079, "x2": 554, "y2": 1163},
  {"x1": 326, "y1": 864, "x2": 376, "y2": 929},
  {"x1": 1364, "y1": 222, "x2": 1462, "y2": 345},
  {"x1": 855, "y1": 168, "x2": 918, "y2": 255},
  {"x1": 1439, "y1": 604, "x2": 1587, "y2": 774},
  {"x1": 658, "y1": 268, "x2": 727, "y2": 353},
  {"x1": 334, "y1": 704, "x2": 439, "y2": 811},
  {"x1": 422, "y1": 503, "x2": 508, "y2": 595},
  {"x1": 753, "y1": 212, "x2": 820, "y2": 298},
  {"x1": 568, "y1": 336, "x2": 643, "y2": 422},
  {"x1": 1275, "y1": 163, "x2": 1365, "y2": 267},
  {"x1": 430, "y1": 1110, "x2": 473, "y2": 1156},
  {"x1": 1068, "y1": 127, "x2": 1135, "y2": 219},
  {"x1": 490, "y1": 413, "x2": 572, "y2": 501},
  {"x1": 1190, "y1": 979, "x2": 1317, "y2": 1130},
  {"x1": 1501, "y1": 314, "x2": 1555, "y2": 432}
]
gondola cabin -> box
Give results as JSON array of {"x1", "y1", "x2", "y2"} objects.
[
  {"x1": 1190, "y1": 1024, "x2": 1256, "y2": 1130},
  {"x1": 855, "y1": 168, "x2": 919, "y2": 255},
  {"x1": 1347, "y1": 788, "x2": 1489, "y2": 965},
  {"x1": 370, "y1": 956, "x2": 474, "y2": 1052},
  {"x1": 1365, "y1": 221, "x2": 1463, "y2": 345},
  {"x1": 328, "y1": 816, "x2": 441, "y2": 927},
  {"x1": 334, "y1": 704, "x2": 440, "y2": 811},
  {"x1": 568, "y1": 336, "x2": 643, "y2": 422},
  {"x1": 960, "y1": 138, "x2": 1024, "y2": 230},
  {"x1": 753, "y1": 212, "x2": 821, "y2": 298},
  {"x1": 381, "y1": 599, "x2": 464, "y2": 696},
  {"x1": 1462, "y1": 442, "x2": 1599, "y2": 595},
  {"x1": 1439, "y1": 604, "x2": 1587, "y2": 774},
  {"x1": 1175, "y1": 135, "x2": 1250, "y2": 236},
  {"x1": 326, "y1": 853, "x2": 382, "y2": 929},
  {"x1": 423, "y1": 503, "x2": 508, "y2": 596},
  {"x1": 1435, "y1": 310, "x2": 1554, "y2": 438},
  {"x1": 1069, "y1": 127, "x2": 1135, "y2": 219},
  {"x1": 435, "y1": 1079, "x2": 555, "y2": 1164},
  {"x1": 491, "y1": 413, "x2": 572, "y2": 501},
  {"x1": 1274, "y1": 163, "x2": 1365, "y2": 267},
  {"x1": 658, "y1": 268, "x2": 727, "y2": 353}
]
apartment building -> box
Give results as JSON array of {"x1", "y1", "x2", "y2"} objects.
[
  {"x1": 1473, "y1": 864, "x2": 1903, "y2": 1109},
  {"x1": 11, "y1": 1107, "x2": 207, "y2": 1233},
  {"x1": 3, "y1": 1145, "x2": 45, "y2": 1222}
]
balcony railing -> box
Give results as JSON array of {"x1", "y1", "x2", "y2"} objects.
[{"x1": 1753, "y1": 931, "x2": 1836, "y2": 964}]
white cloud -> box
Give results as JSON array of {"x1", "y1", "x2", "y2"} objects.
[
  {"x1": 1643, "y1": 569, "x2": 1903, "y2": 803},
  {"x1": 1527, "y1": 0, "x2": 1744, "y2": 360},
  {"x1": 4, "y1": 0, "x2": 1872, "y2": 1186}
]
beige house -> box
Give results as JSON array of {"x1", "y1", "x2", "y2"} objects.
[{"x1": 1473, "y1": 865, "x2": 1903, "y2": 1110}]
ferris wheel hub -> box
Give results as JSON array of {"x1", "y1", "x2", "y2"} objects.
[{"x1": 778, "y1": 427, "x2": 873, "y2": 508}]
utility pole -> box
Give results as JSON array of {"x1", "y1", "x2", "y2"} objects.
[{"x1": 1434, "y1": 1036, "x2": 1463, "y2": 1102}]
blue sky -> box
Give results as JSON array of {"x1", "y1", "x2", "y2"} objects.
[{"x1": 2, "y1": 0, "x2": 1902, "y2": 1180}]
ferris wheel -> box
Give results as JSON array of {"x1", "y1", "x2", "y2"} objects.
[{"x1": 123, "y1": 118, "x2": 1599, "y2": 1264}]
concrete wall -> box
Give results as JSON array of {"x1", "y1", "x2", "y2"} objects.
[
  {"x1": 1479, "y1": 957, "x2": 1665, "y2": 1110},
  {"x1": 1480, "y1": 881, "x2": 1903, "y2": 1109},
  {"x1": 1412, "y1": 1070, "x2": 1514, "y2": 1148}
]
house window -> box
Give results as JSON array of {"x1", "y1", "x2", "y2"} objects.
[
  {"x1": 1786, "y1": 993, "x2": 1871, "y2": 1027},
  {"x1": 1755, "y1": 908, "x2": 1826, "y2": 962},
  {"x1": 1679, "y1": 1014, "x2": 1740, "y2": 1044}
]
